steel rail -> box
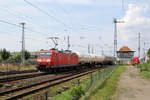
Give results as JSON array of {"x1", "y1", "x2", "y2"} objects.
[
  {"x1": 0, "y1": 72, "x2": 47, "y2": 83},
  {"x1": 0, "y1": 70, "x2": 37, "y2": 76}
]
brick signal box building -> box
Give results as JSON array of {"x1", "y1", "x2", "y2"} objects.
[{"x1": 117, "y1": 46, "x2": 135, "y2": 64}]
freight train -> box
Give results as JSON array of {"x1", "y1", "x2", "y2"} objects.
[{"x1": 36, "y1": 49, "x2": 115, "y2": 71}]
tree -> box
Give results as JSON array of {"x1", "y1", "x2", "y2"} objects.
[
  {"x1": 0, "y1": 48, "x2": 10, "y2": 61},
  {"x1": 14, "y1": 54, "x2": 21, "y2": 62},
  {"x1": 25, "y1": 50, "x2": 30, "y2": 60},
  {"x1": 8, "y1": 51, "x2": 30, "y2": 64}
]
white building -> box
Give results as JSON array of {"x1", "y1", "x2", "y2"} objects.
[{"x1": 117, "y1": 46, "x2": 135, "y2": 64}]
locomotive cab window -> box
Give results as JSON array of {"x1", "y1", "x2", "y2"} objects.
[{"x1": 39, "y1": 52, "x2": 51, "y2": 57}]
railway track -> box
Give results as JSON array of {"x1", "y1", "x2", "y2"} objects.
[
  {"x1": 0, "y1": 68, "x2": 102, "y2": 100},
  {"x1": 0, "y1": 72, "x2": 48, "y2": 83},
  {"x1": 0, "y1": 70, "x2": 37, "y2": 76}
]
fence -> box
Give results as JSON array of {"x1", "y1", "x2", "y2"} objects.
[
  {"x1": 22, "y1": 65, "x2": 118, "y2": 100},
  {"x1": 83, "y1": 65, "x2": 117, "y2": 94}
]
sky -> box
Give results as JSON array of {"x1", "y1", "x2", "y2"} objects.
[{"x1": 0, "y1": 0, "x2": 150, "y2": 57}]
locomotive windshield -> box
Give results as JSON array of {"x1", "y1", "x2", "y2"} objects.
[{"x1": 39, "y1": 52, "x2": 51, "y2": 57}]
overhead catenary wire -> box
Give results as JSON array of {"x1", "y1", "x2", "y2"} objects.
[
  {"x1": 1, "y1": 5, "x2": 52, "y2": 34},
  {"x1": 0, "y1": 19, "x2": 48, "y2": 36},
  {"x1": 0, "y1": 26, "x2": 45, "y2": 42},
  {"x1": 23, "y1": 0, "x2": 97, "y2": 37},
  {"x1": 0, "y1": 1, "x2": 108, "y2": 52},
  {"x1": 1, "y1": 1, "x2": 99, "y2": 35},
  {"x1": 0, "y1": 19, "x2": 50, "y2": 47},
  {"x1": 0, "y1": 27, "x2": 47, "y2": 43},
  {"x1": 0, "y1": 7, "x2": 22, "y2": 19},
  {"x1": 24, "y1": 0, "x2": 88, "y2": 34},
  {"x1": 1, "y1": 1, "x2": 105, "y2": 52},
  {"x1": 0, "y1": 19, "x2": 64, "y2": 49},
  {"x1": 0, "y1": 30, "x2": 45, "y2": 42},
  {"x1": 0, "y1": 20, "x2": 20, "y2": 27},
  {"x1": 23, "y1": 0, "x2": 66, "y2": 26},
  {"x1": 54, "y1": 0, "x2": 69, "y2": 15}
]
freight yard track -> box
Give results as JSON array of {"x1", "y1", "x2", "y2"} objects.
[
  {"x1": 0, "y1": 70, "x2": 37, "y2": 76},
  {"x1": 0, "y1": 72, "x2": 48, "y2": 83},
  {"x1": 0, "y1": 68, "x2": 102, "y2": 100}
]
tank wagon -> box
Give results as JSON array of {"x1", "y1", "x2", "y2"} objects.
[
  {"x1": 36, "y1": 49, "x2": 115, "y2": 71},
  {"x1": 77, "y1": 53, "x2": 114, "y2": 66}
]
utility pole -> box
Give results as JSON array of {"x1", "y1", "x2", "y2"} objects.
[
  {"x1": 144, "y1": 42, "x2": 146, "y2": 58},
  {"x1": 99, "y1": 46, "x2": 104, "y2": 56},
  {"x1": 67, "y1": 36, "x2": 70, "y2": 50},
  {"x1": 138, "y1": 33, "x2": 141, "y2": 58},
  {"x1": 143, "y1": 42, "x2": 146, "y2": 62},
  {"x1": 113, "y1": 18, "x2": 124, "y2": 58},
  {"x1": 92, "y1": 45, "x2": 94, "y2": 54},
  {"x1": 102, "y1": 47, "x2": 104, "y2": 56},
  {"x1": 20, "y1": 22, "x2": 25, "y2": 65},
  {"x1": 122, "y1": 0, "x2": 124, "y2": 9},
  {"x1": 88, "y1": 44, "x2": 90, "y2": 54}
]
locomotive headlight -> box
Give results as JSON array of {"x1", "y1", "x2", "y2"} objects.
[
  {"x1": 37, "y1": 59, "x2": 42, "y2": 62},
  {"x1": 46, "y1": 59, "x2": 50, "y2": 62}
]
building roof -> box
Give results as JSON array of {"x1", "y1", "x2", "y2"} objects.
[{"x1": 118, "y1": 46, "x2": 134, "y2": 52}]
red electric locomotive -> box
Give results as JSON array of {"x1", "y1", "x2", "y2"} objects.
[{"x1": 36, "y1": 49, "x2": 79, "y2": 71}]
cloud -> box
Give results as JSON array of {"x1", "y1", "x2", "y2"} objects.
[{"x1": 118, "y1": 4, "x2": 150, "y2": 51}]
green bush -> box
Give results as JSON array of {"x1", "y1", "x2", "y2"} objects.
[
  {"x1": 0, "y1": 58, "x2": 2, "y2": 63},
  {"x1": 148, "y1": 48, "x2": 150, "y2": 59},
  {"x1": 136, "y1": 62, "x2": 150, "y2": 79},
  {"x1": 141, "y1": 71, "x2": 150, "y2": 79},
  {"x1": 71, "y1": 86, "x2": 84, "y2": 100},
  {"x1": 137, "y1": 63, "x2": 150, "y2": 72},
  {"x1": 24, "y1": 60, "x2": 36, "y2": 66},
  {"x1": 52, "y1": 79, "x2": 90, "y2": 100},
  {"x1": 8, "y1": 55, "x2": 21, "y2": 65}
]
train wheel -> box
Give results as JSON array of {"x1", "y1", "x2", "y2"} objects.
[{"x1": 47, "y1": 68, "x2": 54, "y2": 73}]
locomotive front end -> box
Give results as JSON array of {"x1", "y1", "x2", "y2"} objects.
[{"x1": 36, "y1": 50, "x2": 52, "y2": 71}]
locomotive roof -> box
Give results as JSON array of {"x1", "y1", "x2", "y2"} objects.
[
  {"x1": 59, "y1": 50, "x2": 76, "y2": 54},
  {"x1": 40, "y1": 50, "x2": 51, "y2": 52},
  {"x1": 39, "y1": 49, "x2": 76, "y2": 54}
]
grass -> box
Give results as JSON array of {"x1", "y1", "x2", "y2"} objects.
[
  {"x1": 83, "y1": 66, "x2": 126, "y2": 100},
  {"x1": 136, "y1": 62, "x2": 150, "y2": 79}
]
